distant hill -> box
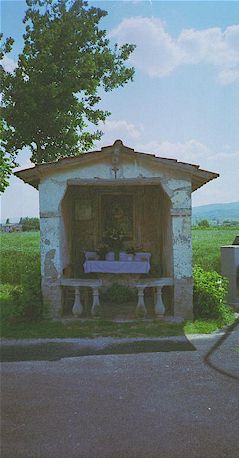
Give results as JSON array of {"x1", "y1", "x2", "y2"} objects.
[{"x1": 192, "y1": 202, "x2": 239, "y2": 224}]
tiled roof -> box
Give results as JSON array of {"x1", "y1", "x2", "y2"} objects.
[{"x1": 15, "y1": 139, "x2": 219, "y2": 191}]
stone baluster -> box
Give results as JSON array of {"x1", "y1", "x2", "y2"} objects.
[
  {"x1": 91, "y1": 287, "x2": 101, "y2": 316},
  {"x1": 136, "y1": 286, "x2": 147, "y2": 317},
  {"x1": 72, "y1": 286, "x2": 83, "y2": 316},
  {"x1": 154, "y1": 287, "x2": 165, "y2": 317}
]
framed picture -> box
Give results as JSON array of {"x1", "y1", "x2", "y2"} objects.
[
  {"x1": 75, "y1": 199, "x2": 92, "y2": 221},
  {"x1": 101, "y1": 193, "x2": 134, "y2": 240}
]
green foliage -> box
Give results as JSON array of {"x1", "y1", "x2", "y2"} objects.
[
  {"x1": 0, "y1": 259, "x2": 46, "y2": 322},
  {"x1": 184, "y1": 319, "x2": 232, "y2": 334},
  {"x1": 0, "y1": 232, "x2": 40, "y2": 284},
  {"x1": 101, "y1": 283, "x2": 137, "y2": 304},
  {"x1": 1, "y1": 0, "x2": 135, "y2": 164},
  {"x1": 0, "y1": 36, "x2": 16, "y2": 192},
  {"x1": 21, "y1": 217, "x2": 40, "y2": 231},
  {"x1": 1, "y1": 230, "x2": 238, "y2": 327},
  {"x1": 0, "y1": 120, "x2": 15, "y2": 193},
  {"x1": 1, "y1": 318, "x2": 185, "y2": 339},
  {"x1": 198, "y1": 219, "x2": 210, "y2": 228},
  {"x1": 193, "y1": 266, "x2": 234, "y2": 324}
]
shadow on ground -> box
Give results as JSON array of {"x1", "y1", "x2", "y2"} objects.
[{"x1": 0, "y1": 338, "x2": 195, "y2": 362}]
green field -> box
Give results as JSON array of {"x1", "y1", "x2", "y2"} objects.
[
  {"x1": 0, "y1": 231, "x2": 40, "y2": 284},
  {"x1": 1, "y1": 228, "x2": 238, "y2": 337},
  {"x1": 0, "y1": 231, "x2": 40, "y2": 253},
  {"x1": 1, "y1": 227, "x2": 238, "y2": 284},
  {"x1": 192, "y1": 226, "x2": 238, "y2": 272}
]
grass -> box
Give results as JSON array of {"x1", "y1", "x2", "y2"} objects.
[
  {"x1": 192, "y1": 226, "x2": 238, "y2": 272},
  {"x1": 0, "y1": 231, "x2": 40, "y2": 253},
  {"x1": 0, "y1": 228, "x2": 238, "y2": 339},
  {"x1": 1, "y1": 227, "x2": 238, "y2": 280},
  {"x1": 1, "y1": 317, "x2": 234, "y2": 340},
  {"x1": 1, "y1": 282, "x2": 235, "y2": 339},
  {"x1": 1, "y1": 319, "x2": 185, "y2": 339}
]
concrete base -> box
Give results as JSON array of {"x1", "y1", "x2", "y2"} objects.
[
  {"x1": 173, "y1": 277, "x2": 193, "y2": 320},
  {"x1": 42, "y1": 279, "x2": 63, "y2": 318},
  {"x1": 42, "y1": 276, "x2": 193, "y2": 320},
  {"x1": 221, "y1": 246, "x2": 239, "y2": 309}
]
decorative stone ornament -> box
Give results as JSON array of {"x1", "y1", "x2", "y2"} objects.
[{"x1": 111, "y1": 139, "x2": 122, "y2": 179}]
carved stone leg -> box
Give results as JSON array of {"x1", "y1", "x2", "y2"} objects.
[
  {"x1": 154, "y1": 287, "x2": 165, "y2": 318},
  {"x1": 91, "y1": 287, "x2": 101, "y2": 316},
  {"x1": 72, "y1": 286, "x2": 83, "y2": 317},
  {"x1": 136, "y1": 286, "x2": 147, "y2": 317}
]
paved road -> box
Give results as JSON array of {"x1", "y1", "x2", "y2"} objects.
[{"x1": 1, "y1": 329, "x2": 239, "y2": 458}]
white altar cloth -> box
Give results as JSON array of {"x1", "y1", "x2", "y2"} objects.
[{"x1": 84, "y1": 260, "x2": 150, "y2": 274}]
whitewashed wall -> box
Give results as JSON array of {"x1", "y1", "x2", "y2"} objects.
[{"x1": 39, "y1": 153, "x2": 193, "y2": 318}]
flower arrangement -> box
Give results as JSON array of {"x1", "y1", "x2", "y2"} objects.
[
  {"x1": 126, "y1": 246, "x2": 136, "y2": 255},
  {"x1": 96, "y1": 244, "x2": 109, "y2": 260},
  {"x1": 103, "y1": 227, "x2": 125, "y2": 251}
]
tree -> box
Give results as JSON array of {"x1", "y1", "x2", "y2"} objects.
[
  {"x1": 5, "y1": 218, "x2": 10, "y2": 224},
  {"x1": 0, "y1": 36, "x2": 15, "y2": 193},
  {"x1": 21, "y1": 217, "x2": 40, "y2": 231},
  {"x1": 198, "y1": 219, "x2": 210, "y2": 228},
  {"x1": 1, "y1": 0, "x2": 135, "y2": 165},
  {"x1": 0, "y1": 121, "x2": 14, "y2": 193}
]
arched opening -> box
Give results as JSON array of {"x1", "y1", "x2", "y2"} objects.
[{"x1": 60, "y1": 181, "x2": 173, "y2": 316}]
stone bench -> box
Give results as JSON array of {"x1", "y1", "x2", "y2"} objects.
[
  {"x1": 61, "y1": 277, "x2": 173, "y2": 318},
  {"x1": 60, "y1": 278, "x2": 103, "y2": 317},
  {"x1": 129, "y1": 277, "x2": 173, "y2": 317}
]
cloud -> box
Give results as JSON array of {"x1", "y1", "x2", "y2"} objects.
[
  {"x1": 133, "y1": 138, "x2": 239, "y2": 205},
  {"x1": 134, "y1": 138, "x2": 239, "y2": 168},
  {"x1": 137, "y1": 139, "x2": 211, "y2": 164},
  {"x1": 110, "y1": 17, "x2": 184, "y2": 77},
  {"x1": 0, "y1": 55, "x2": 17, "y2": 73},
  {"x1": 110, "y1": 17, "x2": 239, "y2": 84},
  {"x1": 96, "y1": 118, "x2": 144, "y2": 147}
]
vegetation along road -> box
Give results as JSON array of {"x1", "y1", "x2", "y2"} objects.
[{"x1": 0, "y1": 227, "x2": 238, "y2": 339}]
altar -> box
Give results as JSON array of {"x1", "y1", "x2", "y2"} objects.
[
  {"x1": 84, "y1": 260, "x2": 150, "y2": 274},
  {"x1": 83, "y1": 251, "x2": 151, "y2": 274}
]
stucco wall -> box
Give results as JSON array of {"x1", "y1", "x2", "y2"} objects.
[{"x1": 39, "y1": 154, "x2": 193, "y2": 318}]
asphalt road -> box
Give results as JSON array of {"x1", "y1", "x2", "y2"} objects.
[{"x1": 1, "y1": 330, "x2": 239, "y2": 458}]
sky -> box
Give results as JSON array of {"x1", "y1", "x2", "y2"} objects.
[{"x1": 1, "y1": 0, "x2": 239, "y2": 222}]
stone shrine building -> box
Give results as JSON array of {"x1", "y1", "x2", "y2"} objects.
[{"x1": 16, "y1": 140, "x2": 219, "y2": 319}]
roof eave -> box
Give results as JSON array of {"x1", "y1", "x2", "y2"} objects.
[
  {"x1": 13, "y1": 140, "x2": 220, "y2": 191},
  {"x1": 15, "y1": 168, "x2": 40, "y2": 189}
]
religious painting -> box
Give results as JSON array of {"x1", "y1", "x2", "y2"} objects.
[
  {"x1": 75, "y1": 199, "x2": 92, "y2": 221},
  {"x1": 101, "y1": 194, "x2": 134, "y2": 240}
]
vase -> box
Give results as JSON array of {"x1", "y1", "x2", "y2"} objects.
[
  {"x1": 105, "y1": 251, "x2": 115, "y2": 261},
  {"x1": 127, "y1": 254, "x2": 134, "y2": 262},
  {"x1": 119, "y1": 251, "x2": 128, "y2": 261}
]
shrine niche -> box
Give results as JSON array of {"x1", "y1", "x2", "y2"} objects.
[
  {"x1": 101, "y1": 193, "x2": 134, "y2": 241},
  {"x1": 15, "y1": 139, "x2": 219, "y2": 319}
]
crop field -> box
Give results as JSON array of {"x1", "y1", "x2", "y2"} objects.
[
  {"x1": 1, "y1": 227, "x2": 238, "y2": 285},
  {"x1": 192, "y1": 226, "x2": 238, "y2": 272}
]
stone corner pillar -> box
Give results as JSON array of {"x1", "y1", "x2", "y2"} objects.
[
  {"x1": 173, "y1": 277, "x2": 193, "y2": 320},
  {"x1": 171, "y1": 207, "x2": 193, "y2": 320},
  {"x1": 39, "y1": 179, "x2": 67, "y2": 318},
  {"x1": 41, "y1": 278, "x2": 63, "y2": 319},
  {"x1": 40, "y1": 215, "x2": 64, "y2": 318}
]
